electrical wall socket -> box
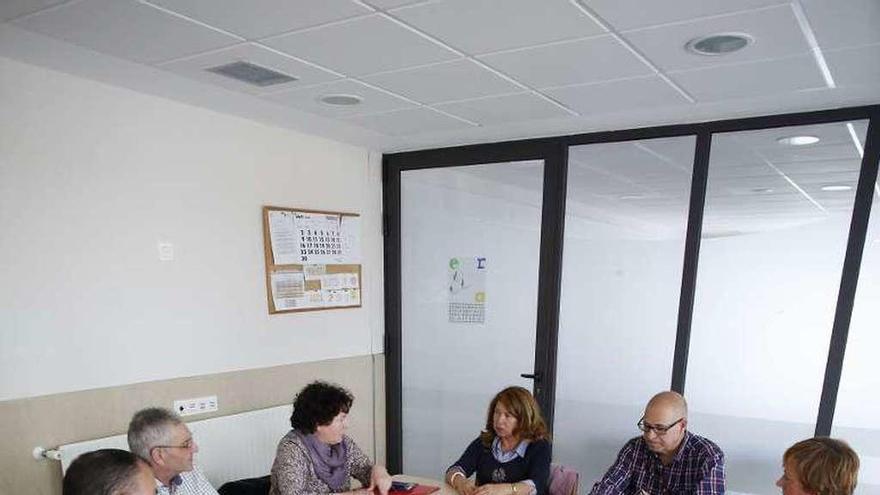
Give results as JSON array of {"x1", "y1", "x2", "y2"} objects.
[{"x1": 173, "y1": 395, "x2": 218, "y2": 417}]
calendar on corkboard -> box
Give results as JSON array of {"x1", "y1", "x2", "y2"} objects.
[{"x1": 262, "y1": 206, "x2": 362, "y2": 314}]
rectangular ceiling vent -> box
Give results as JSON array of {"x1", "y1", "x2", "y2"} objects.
[{"x1": 206, "y1": 61, "x2": 297, "y2": 87}]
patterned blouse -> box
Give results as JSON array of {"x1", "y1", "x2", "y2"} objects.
[{"x1": 270, "y1": 431, "x2": 373, "y2": 495}]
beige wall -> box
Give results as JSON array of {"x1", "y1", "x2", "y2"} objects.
[{"x1": 0, "y1": 354, "x2": 385, "y2": 495}]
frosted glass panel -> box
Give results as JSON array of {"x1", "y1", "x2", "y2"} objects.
[
  {"x1": 689, "y1": 121, "x2": 868, "y2": 495},
  {"x1": 400, "y1": 161, "x2": 544, "y2": 478},
  {"x1": 833, "y1": 168, "x2": 880, "y2": 495},
  {"x1": 554, "y1": 136, "x2": 695, "y2": 488}
]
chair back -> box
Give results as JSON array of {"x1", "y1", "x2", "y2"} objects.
[
  {"x1": 218, "y1": 475, "x2": 271, "y2": 495},
  {"x1": 548, "y1": 464, "x2": 579, "y2": 495}
]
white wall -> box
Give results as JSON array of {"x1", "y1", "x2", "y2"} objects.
[{"x1": 0, "y1": 56, "x2": 384, "y2": 401}]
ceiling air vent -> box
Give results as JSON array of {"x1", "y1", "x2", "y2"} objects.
[{"x1": 206, "y1": 61, "x2": 297, "y2": 87}]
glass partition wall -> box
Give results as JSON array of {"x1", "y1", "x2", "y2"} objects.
[{"x1": 384, "y1": 107, "x2": 880, "y2": 494}]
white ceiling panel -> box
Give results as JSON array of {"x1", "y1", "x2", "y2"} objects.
[
  {"x1": 362, "y1": 59, "x2": 521, "y2": 104},
  {"x1": 158, "y1": 43, "x2": 340, "y2": 94},
  {"x1": 0, "y1": 0, "x2": 67, "y2": 22},
  {"x1": 585, "y1": 0, "x2": 786, "y2": 31},
  {"x1": 148, "y1": 0, "x2": 372, "y2": 39},
  {"x1": 760, "y1": 143, "x2": 861, "y2": 164},
  {"x1": 622, "y1": 5, "x2": 810, "y2": 72},
  {"x1": 799, "y1": 0, "x2": 880, "y2": 51},
  {"x1": 262, "y1": 14, "x2": 458, "y2": 76},
  {"x1": 670, "y1": 55, "x2": 825, "y2": 102},
  {"x1": 12, "y1": 0, "x2": 240, "y2": 64},
  {"x1": 479, "y1": 35, "x2": 652, "y2": 89},
  {"x1": 826, "y1": 44, "x2": 880, "y2": 88},
  {"x1": 390, "y1": 0, "x2": 604, "y2": 55},
  {"x1": 434, "y1": 93, "x2": 573, "y2": 125},
  {"x1": 544, "y1": 76, "x2": 688, "y2": 115},
  {"x1": 345, "y1": 107, "x2": 474, "y2": 136},
  {"x1": 261, "y1": 79, "x2": 415, "y2": 118}
]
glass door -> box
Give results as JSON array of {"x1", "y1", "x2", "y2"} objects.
[{"x1": 399, "y1": 160, "x2": 546, "y2": 477}]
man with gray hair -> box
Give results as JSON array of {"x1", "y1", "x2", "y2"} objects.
[{"x1": 128, "y1": 407, "x2": 219, "y2": 495}]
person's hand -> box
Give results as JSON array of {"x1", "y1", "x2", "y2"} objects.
[
  {"x1": 455, "y1": 480, "x2": 477, "y2": 495},
  {"x1": 473, "y1": 483, "x2": 516, "y2": 495},
  {"x1": 371, "y1": 466, "x2": 392, "y2": 495}
]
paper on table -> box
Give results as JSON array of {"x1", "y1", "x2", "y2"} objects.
[{"x1": 268, "y1": 210, "x2": 301, "y2": 265}]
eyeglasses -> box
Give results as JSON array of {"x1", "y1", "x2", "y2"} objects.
[
  {"x1": 150, "y1": 438, "x2": 195, "y2": 453},
  {"x1": 637, "y1": 417, "x2": 683, "y2": 435}
]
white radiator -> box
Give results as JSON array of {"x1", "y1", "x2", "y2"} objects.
[{"x1": 58, "y1": 405, "x2": 292, "y2": 487}]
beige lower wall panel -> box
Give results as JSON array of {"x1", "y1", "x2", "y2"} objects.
[{"x1": 0, "y1": 354, "x2": 385, "y2": 495}]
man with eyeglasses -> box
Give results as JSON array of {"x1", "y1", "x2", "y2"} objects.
[
  {"x1": 128, "y1": 407, "x2": 219, "y2": 495},
  {"x1": 589, "y1": 391, "x2": 725, "y2": 495}
]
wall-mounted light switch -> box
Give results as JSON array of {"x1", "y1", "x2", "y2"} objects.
[{"x1": 158, "y1": 242, "x2": 174, "y2": 261}]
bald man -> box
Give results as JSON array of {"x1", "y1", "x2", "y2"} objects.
[{"x1": 589, "y1": 391, "x2": 725, "y2": 495}]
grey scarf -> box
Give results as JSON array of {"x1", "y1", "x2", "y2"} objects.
[{"x1": 298, "y1": 431, "x2": 349, "y2": 492}]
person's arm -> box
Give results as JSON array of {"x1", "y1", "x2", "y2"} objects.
[
  {"x1": 588, "y1": 439, "x2": 640, "y2": 495},
  {"x1": 693, "y1": 451, "x2": 725, "y2": 495},
  {"x1": 446, "y1": 439, "x2": 483, "y2": 495},
  {"x1": 524, "y1": 440, "x2": 551, "y2": 495},
  {"x1": 347, "y1": 437, "x2": 391, "y2": 495},
  {"x1": 271, "y1": 437, "x2": 329, "y2": 495}
]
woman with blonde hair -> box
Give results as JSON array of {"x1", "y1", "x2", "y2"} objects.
[
  {"x1": 446, "y1": 387, "x2": 551, "y2": 495},
  {"x1": 777, "y1": 437, "x2": 859, "y2": 495}
]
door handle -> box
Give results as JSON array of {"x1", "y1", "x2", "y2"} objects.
[{"x1": 520, "y1": 371, "x2": 543, "y2": 381}]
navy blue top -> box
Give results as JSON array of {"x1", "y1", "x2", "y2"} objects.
[{"x1": 450, "y1": 438, "x2": 552, "y2": 495}]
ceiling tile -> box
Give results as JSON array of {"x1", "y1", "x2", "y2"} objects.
[
  {"x1": 158, "y1": 43, "x2": 340, "y2": 94},
  {"x1": 345, "y1": 107, "x2": 474, "y2": 135},
  {"x1": 261, "y1": 79, "x2": 415, "y2": 118},
  {"x1": 478, "y1": 35, "x2": 652, "y2": 88},
  {"x1": 800, "y1": 0, "x2": 880, "y2": 51},
  {"x1": 434, "y1": 93, "x2": 573, "y2": 125},
  {"x1": 362, "y1": 59, "x2": 521, "y2": 104},
  {"x1": 586, "y1": 0, "x2": 784, "y2": 31},
  {"x1": 148, "y1": 0, "x2": 372, "y2": 39},
  {"x1": 12, "y1": 0, "x2": 240, "y2": 64},
  {"x1": 262, "y1": 14, "x2": 458, "y2": 76},
  {"x1": 826, "y1": 44, "x2": 880, "y2": 88},
  {"x1": 0, "y1": 0, "x2": 67, "y2": 22},
  {"x1": 390, "y1": 0, "x2": 604, "y2": 54},
  {"x1": 544, "y1": 76, "x2": 689, "y2": 115},
  {"x1": 622, "y1": 5, "x2": 810, "y2": 72},
  {"x1": 670, "y1": 55, "x2": 825, "y2": 101}
]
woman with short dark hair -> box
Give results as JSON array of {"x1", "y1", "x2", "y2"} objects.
[
  {"x1": 446, "y1": 387, "x2": 552, "y2": 495},
  {"x1": 270, "y1": 381, "x2": 391, "y2": 495}
]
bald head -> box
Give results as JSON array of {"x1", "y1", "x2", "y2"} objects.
[
  {"x1": 646, "y1": 391, "x2": 688, "y2": 420},
  {"x1": 642, "y1": 391, "x2": 689, "y2": 460}
]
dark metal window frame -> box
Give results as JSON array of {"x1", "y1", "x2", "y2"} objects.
[{"x1": 382, "y1": 105, "x2": 880, "y2": 473}]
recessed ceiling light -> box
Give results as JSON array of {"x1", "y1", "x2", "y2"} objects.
[
  {"x1": 685, "y1": 33, "x2": 753, "y2": 56},
  {"x1": 619, "y1": 194, "x2": 647, "y2": 200},
  {"x1": 820, "y1": 184, "x2": 852, "y2": 192},
  {"x1": 319, "y1": 94, "x2": 362, "y2": 106},
  {"x1": 777, "y1": 135, "x2": 820, "y2": 146}
]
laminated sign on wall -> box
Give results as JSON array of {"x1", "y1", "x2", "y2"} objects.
[
  {"x1": 448, "y1": 256, "x2": 487, "y2": 324},
  {"x1": 262, "y1": 206, "x2": 361, "y2": 313}
]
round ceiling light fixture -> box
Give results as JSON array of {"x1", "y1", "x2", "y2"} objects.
[
  {"x1": 685, "y1": 33, "x2": 753, "y2": 56},
  {"x1": 777, "y1": 135, "x2": 820, "y2": 146},
  {"x1": 820, "y1": 184, "x2": 852, "y2": 192},
  {"x1": 319, "y1": 94, "x2": 363, "y2": 106}
]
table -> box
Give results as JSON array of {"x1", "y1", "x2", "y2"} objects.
[{"x1": 393, "y1": 474, "x2": 456, "y2": 495}]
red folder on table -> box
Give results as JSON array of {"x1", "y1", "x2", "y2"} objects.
[{"x1": 390, "y1": 484, "x2": 440, "y2": 495}]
